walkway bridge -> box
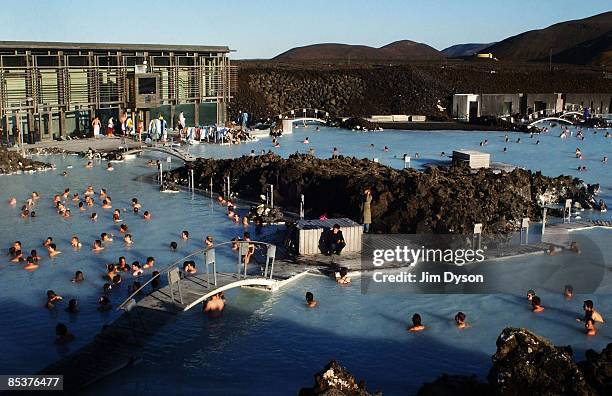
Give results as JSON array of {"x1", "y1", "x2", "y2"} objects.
[
  {"x1": 528, "y1": 117, "x2": 575, "y2": 127},
  {"x1": 279, "y1": 108, "x2": 331, "y2": 134},
  {"x1": 38, "y1": 241, "x2": 305, "y2": 391},
  {"x1": 526, "y1": 111, "x2": 586, "y2": 127},
  {"x1": 122, "y1": 144, "x2": 197, "y2": 162}
]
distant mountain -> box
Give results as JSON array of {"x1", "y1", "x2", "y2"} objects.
[
  {"x1": 441, "y1": 43, "x2": 493, "y2": 58},
  {"x1": 273, "y1": 40, "x2": 444, "y2": 62},
  {"x1": 482, "y1": 11, "x2": 612, "y2": 63},
  {"x1": 550, "y1": 30, "x2": 612, "y2": 65}
]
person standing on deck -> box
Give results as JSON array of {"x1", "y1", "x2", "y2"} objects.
[
  {"x1": 106, "y1": 117, "x2": 114, "y2": 136},
  {"x1": 178, "y1": 112, "x2": 186, "y2": 135},
  {"x1": 92, "y1": 116, "x2": 101, "y2": 138},
  {"x1": 361, "y1": 187, "x2": 372, "y2": 233}
]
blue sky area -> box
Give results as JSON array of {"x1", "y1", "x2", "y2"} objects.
[{"x1": 1, "y1": 0, "x2": 610, "y2": 58}]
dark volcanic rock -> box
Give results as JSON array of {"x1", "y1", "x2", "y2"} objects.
[
  {"x1": 298, "y1": 360, "x2": 379, "y2": 396},
  {"x1": 0, "y1": 148, "x2": 53, "y2": 174},
  {"x1": 579, "y1": 343, "x2": 612, "y2": 395},
  {"x1": 167, "y1": 153, "x2": 599, "y2": 235},
  {"x1": 230, "y1": 62, "x2": 612, "y2": 122},
  {"x1": 417, "y1": 374, "x2": 491, "y2": 395},
  {"x1": 488, "y1": 328, "x2": 595, "y2": 396}
]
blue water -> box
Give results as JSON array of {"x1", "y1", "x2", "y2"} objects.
[
  {"x1": 186, "y1": 125, "x2": 612, "y2": 211},
  {"x1": 0, "y1": 125, "x2": 610, "y2": 395}
]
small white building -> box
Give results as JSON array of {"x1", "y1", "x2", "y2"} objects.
[{"x1": 452, "y1": 150, "x2": 490, "y2": 169}]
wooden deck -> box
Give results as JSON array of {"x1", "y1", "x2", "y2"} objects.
[{"x1": 541, "y1": 220, "x2": 607, "y2": 247}]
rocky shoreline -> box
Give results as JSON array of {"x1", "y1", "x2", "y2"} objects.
[
  {"x1": 166, "y1": 153, "x2": 599, "y2": 235},
  {"x1": 300, "y1": 329, "x2": 611, "y2": 395},
  {"x1": 0, "y1": 148, "x2": 53, "y2": 174}
]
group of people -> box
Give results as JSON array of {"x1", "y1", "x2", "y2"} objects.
[
  {"x1": 527, "y1": 288, "x2": 605, "y2": 336},
  {"x1": 91, "y1": 112, "x2": 137, "y2": 139}
]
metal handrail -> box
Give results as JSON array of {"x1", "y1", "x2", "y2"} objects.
[{"x1": 116, "y1": 240, "x2": 275, "y2": 311}]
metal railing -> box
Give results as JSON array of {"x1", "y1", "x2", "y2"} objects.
[{"x1": 117, "y1": 240, "x2": 277, "y2": 311}]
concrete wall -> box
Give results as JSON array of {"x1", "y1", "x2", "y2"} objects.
[
  {"x1": 479, "y1": 94, "x2": 521, "y2": 117},
  {"x1": 564, "y1": 94, "x2": 612, "y2": 114},
  {"x1": 525, "y1": 93, "x2": 562, "y2": 115},
  {"x1": 452, "y1": 94, "x2": 478, "y2": 119}
]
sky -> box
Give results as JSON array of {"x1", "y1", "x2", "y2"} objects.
[{"x1": 0, "y1": 0, "x2": 610, "y2": 59}]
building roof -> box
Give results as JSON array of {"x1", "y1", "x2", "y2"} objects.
[{"x1": 0, "y1": 40, "x2": 230, "y2": 54}]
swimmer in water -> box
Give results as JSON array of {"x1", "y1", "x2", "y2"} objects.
[
  {"x1": 132, "y1": 262, "x2": 143, "y2": 277},
  {"x1": 23, "y1": 256, "x2": 38, "y2": 271},
  {"x1": 85, "y1": 161, "x2": 93, "y2": 168},
  {"x1": 11, "y1": 250, "x2": 24, "y2": 263},
  {"x1": 123, "y1": 234, "x2": 133, "y2": 245},
  {"x1": 143, "y1": 256, "x2": 155, "y2": 269},
  {"x1": 78, "y1": 201, "x2": 86, "y2": 211},
  {"x1": 526, "y1": 289, "x2": 535, "y2": 302},
  {"x1": 97, "y1": 296, "x2": 112, "y2": 312},
  {"x1": 143, "y1": 211, "x2": 152, "y2": 220},
  {"x1": 305, "y1": 292, "x2": 317, "y2": 308},
  {"x1": 563, "y1": 285, "x2": 573, "y2": 300},
  {"x1": 42, "y1": 237, "x2": 52, "y2": 248},
  {"x1": 531, "y1": 295, "x2": 544, "y2": 313},
  {"x1": 455, "y1": 312, "x2": 469, "y2": 328},
  {"x1": 603, "y1": 156, "x2": 608, "y2": 164},
  {"x1": 107, "y1": 162, "x2": 113, "y2": 171},
  {"x1": 181, "y1": 230, "x2": 189, "y2": 240},
  {"x1": 569, "y1": 241, "x2": 581, "y2": 253},
  {"x1": 91, "y1": 212, "x2": 98, "y2": 221},
  {"x1": 242, "y1": 216, "x2": 249, "y2": 226},
  {"x1": 384, "y1": 146, "x2": 389, "y2": 152},
  {"x1": 183, "y1": 260, "x2": 197, "y2": 274},
  {"x1": 336, "y1": 268, "x2": 351, "y2": 284},
  {"x1": 170, "y1": 241, "x2": 178, "y2": 251},
  {"x1": 131, "y1": 198, "x2": 141, "y2": 209},
  {"x1": 577, "y1": 300, "x2": 605, "y2": 323},
  {"x1": 102, "y1": 199, "x2": 112, "y2": 209},
  {"x1": 46, "y1": 290, "x2": 63, "y2": 309},
  {"x1": 47, "y1": 243, "x2": 61, "y2": 257},
  {"x1": 408, "y1": 313, "x2": 425, "y2": 332},
  {"x1": 101, "y1": 233, "x2": 113, "y2": 243},
  {"x1": 71, "y1": 271, "x2": 84, "y2": 283},
  {"x1": 55, "y1": 323, "x2": 75, "y2": 344},
  {"x1": 66, "y1": 299, "x2": 79, "y2": 314},
  {"x1": 119, "y1": 224, "x2": 128, "y2": 233},
  {"x1": 303, "y1": 137, "x2": 309, "y2": 144},
  {"x1": 203, "y1": 292, "x2": 225, "y2": 315},
  {"x1": 72, "y1": 193, "x2": 79, "y2": 202},
  {"x1": 30, "y1": 250, "x2": 41, "y2": 261},
  {"x1": 8, "y1": 197, "x2": 17, "y2": 205},
  {"x1": 92, "y1": 240, "x2": 104, "y2": 252},
  {"x1": 70, "y1": 236, "x2": 82, "y2": 249},
  {"x1": 332, "y1": 147, "x2": 338, "y2": 158},
  {"x1": 585, "y1": 317, "x2": 597, "y2": 336}
]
